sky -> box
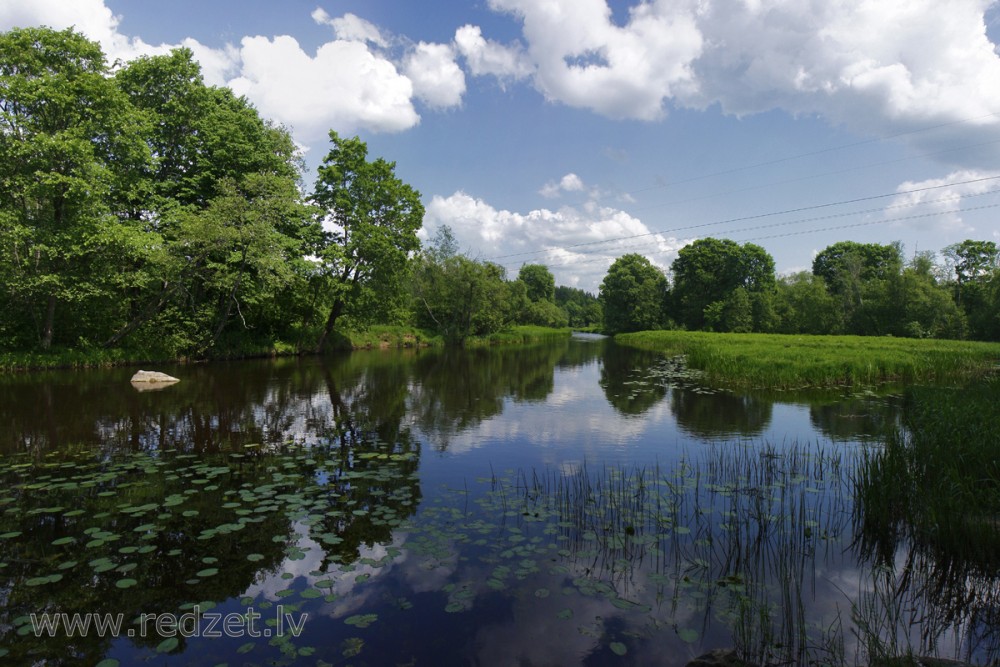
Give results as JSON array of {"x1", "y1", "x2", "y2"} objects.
[{"x1": 4, "y1": 0, "x2": 1000, "y2": 292}]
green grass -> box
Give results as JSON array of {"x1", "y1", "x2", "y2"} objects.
[
  {"x1": 330, "y1": 325, "x2": 444, "y2": 350},
  {"x1": 615, "y1": 330, "x2": 1000, "y2": 389},
  {"x1": 467, "y1": 325, "x2": 572, "y2": 346}
]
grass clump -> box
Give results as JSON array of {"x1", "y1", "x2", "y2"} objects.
[
  {"x1": 464, "y1": 325, "x2": 572, "y2": 347},
  {"x1": 615, "y1": 330, "x2": 1000, "y2": 389}
]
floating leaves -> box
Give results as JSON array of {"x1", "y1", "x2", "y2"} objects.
[{"x1": 344, "y1": 613, "x2": 377, "y2": 628}]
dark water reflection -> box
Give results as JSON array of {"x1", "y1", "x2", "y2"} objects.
[{"x1": 0, "y1": 336, "x2": 992, "y2": 666}]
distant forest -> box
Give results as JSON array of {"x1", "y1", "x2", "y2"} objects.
[{"x1": 2, "y1": 27, "x2": 998, "y2": 362}]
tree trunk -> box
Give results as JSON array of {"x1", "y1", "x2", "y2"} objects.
[
  {"x1": 314, "y1": 298, "x2": 344, "y2": 354},
  {"x1": 41, "y1": 295, "x2": 56, "y2": 350},
  {"x1": 102, "y1": 282, "x2": 175, "y2": 349}
]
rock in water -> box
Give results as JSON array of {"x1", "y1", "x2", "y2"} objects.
[{"x1": 130, "y1": 370, "x2": 180, "y2": 384}]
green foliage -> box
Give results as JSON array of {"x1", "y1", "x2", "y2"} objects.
[
  {"x1": 856, "y1": 379, "x2": 1000, "y2": 569},
  {"x1": 412, "y1": 249, "x2": 519, "y2": 344},
  {"x1": 773, "y1": 272, "x2": 843, "y2": 334},
  {"x1": 615, "y1": 330, "x2": 1000, "y2": 389},
  {"x1": 599, "y1": 254, "x2": 668, "y2": 334},
  {"x1": 671, "y1": 239, "x2": 775, "y2": 331},
  {"x1": 310, "y1": 132, "x2": 423, "y2": 352},
  {"x1": 555, "y1": 286, "x2": 602, "y2": 328},
  {"x1": 0, "y1": 27, "x2": 152, "y2": 350},
  {"x1": 518, "y1": 264, "x2": 556, "y2": 303}
]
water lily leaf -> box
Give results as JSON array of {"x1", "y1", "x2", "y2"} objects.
[
  {"x1": 156, "y1": 637, "x2": 179, "y2": 653},
  {"x1": 116, "y1": 578, "x2": 137, "y2": 589},
  {"x1": 610, "y1": 642, "x2": 628, "y2": 656},
  {"x1": 678, "y1": 628, "x2": 699, "y2": 643}
]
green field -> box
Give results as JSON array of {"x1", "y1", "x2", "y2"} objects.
[{"x1": 615, "y1": 330, "x2": 1000, "y2": 389}]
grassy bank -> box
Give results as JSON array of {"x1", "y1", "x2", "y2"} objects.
[
  {"x1": 856, "y1": 379, "x2": 1000, "y2": 565},
  {"x1": 465, "y1": 325, "x2": 573, "y2": 346},
  {"x1": 0, "y1": 326, "x2": 574, "y2": 371},
  {"x1": 615, "y1": 330, "x2": 1000, "y2": 389}
]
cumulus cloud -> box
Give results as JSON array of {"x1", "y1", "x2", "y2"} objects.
[
  {"x1": 467, "y1": 0, "x2": 1000, "y2": 167},
  {"x1": 540, "y1": 173, "x2": 586, "y2": 198},
  {"x1": 886, "y1": 169, "x2": 1000, "y2": 232},
  {"x1": 403, "y1": 42, "x2": 466, "y2": 109},
  {"x1": 454, "y1": 24, "x2": 534, "y2": 81},
  {"x1": 425, "y1": 191, "x2": 684, "y2": 290},
  {"x1": 0, "y1": 0, "x2": 240, "y2": 83},
  {"x1": 4, "y1": 2, "x2": 469, "y2": 140},
  {"x1": 312, "y1": 9, "x2": 389, "y2": 48},
  {"x1": 228, "y1": 34, "x2": 419, "y2": 138},
  {"x1": 485, "y1": 0, "x2": 703, "y2": 119}
]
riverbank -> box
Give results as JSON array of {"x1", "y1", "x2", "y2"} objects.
[
  {"x1": 0, "y1": 325, "x2": 574, "y2": 372},
  {"x1": 615, "y1": 330, "x2": 1000, "y2": 389}
]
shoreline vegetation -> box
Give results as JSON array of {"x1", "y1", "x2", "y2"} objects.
[
  {"x1": 0, "y1": 326, "x2": 575, "y2": 373},
  {"x1": 615, "y1": 330, "x2": 1000, "y2": 389}
]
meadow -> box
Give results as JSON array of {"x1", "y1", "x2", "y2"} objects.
[{"x1": 615, "y1": 330, "x2": 1000, "y2": 389}]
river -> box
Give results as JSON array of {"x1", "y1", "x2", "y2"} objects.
[{"x1": 0, "y1": 335, "x2": 993, "y2": 666}]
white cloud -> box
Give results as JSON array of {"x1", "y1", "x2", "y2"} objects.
[
  {"x1": 887, "y1": 169, "x2": 1000, "y2": 232},
  {"x1": 3, "y1": 2, "x2": 448, "y2": 140},
  {"x1": 312, "y1": 9, "x2": 389, "y2": 48},
  {"x1": 425, "y1": 191, "x2": 684, "y2": 290},
  {"x1": 0, "y1": 0, "x2": 239, "y2": 83},
  {"x1": 471, "y1": 0, "x2": 1000, "y2": 166},
  {"x1": 485, "y1": 0, "x2": 704, "y2": 120},
  {"x1": 228, "y1": 34, "x2": 419, "y2": 138},
  {"x1": 403, "y1": 42, "x2": 466, "y2": 109},
  {"x1": 540, "y1": 173, "x2": 586, "y2": 198},
  {"x1": 454, "y1": 24, "x2": 534, "y2": 81}
]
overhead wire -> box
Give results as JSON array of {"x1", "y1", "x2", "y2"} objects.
[
  {"x1": 479, "y1": 110, "x2": 1000, "y2": 271},
  {"x1": 489, "y1": 174, "x2": 1000, "y2": 266}
]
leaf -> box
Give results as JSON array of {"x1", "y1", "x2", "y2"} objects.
[{"x1": 610, "y1": 642, "x2": 628, "y2": 656}]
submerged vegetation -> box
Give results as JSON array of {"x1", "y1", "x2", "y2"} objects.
[{"x1": 615, "y1": 330, "x2": 1000, "y2": 389}]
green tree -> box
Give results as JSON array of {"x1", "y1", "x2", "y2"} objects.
[
  {"x1": 311, "y1": 132, "x2": 424, "y2": 352},
  {"x1": 412, "y1": 235, "x2": 519, "y2": 343},
  {"x1": 599, "y1": 254, "x2": 668, "y2": 334},
  {"x1": 0, "y1": 27, "x2": 151, "y2": 349},
  {"x1": 518, "y1": 264, "x2": 556, "y2": 302},
  {"x1": 812, "y1": 241, "x2": 902, "y2": 334},
  {"x1": 555, "y1": 286, "x2": 602, "y2": 328},
  {"x1": 116, "y1": 48, "x2": 302, "y2": 213},
  {"x1": 102, "y1": 49, "x2": 313, "y2": 354},
  {"x1": 670, "y1": 238, "x2": 775, "y2": 330},
  {"x1": 773, "y1": 272, "x2": 842, "y2": 334}
]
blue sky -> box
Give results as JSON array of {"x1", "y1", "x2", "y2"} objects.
[{"x1": 4, "y1": 0, "x2": 1000, "y2": 292}]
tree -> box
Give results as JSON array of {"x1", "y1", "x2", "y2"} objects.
[
  {"x1": 311, "y1": 132, "x2": 423, "y2": 352},
  {"x1": 116, "y1": 48, "x2": 302, "y2": 213},
  {"x1": 518, "y1": 264, "x2": 556, "y2": 303},
  {"x1": 555, "y1": 286, "x2": 602, "y2": 328},
  {"x1": 100, "y1": 48, "x2": 313, "y2": 354},
  {"x1": 811, "y1": 241, "x2": 902, "y2": 334},
  {"x1": 670, "y1": 238, "x2": 775, "y2": 331},
  {"x1": 0, "y1": 27, "x2": 151, "y2": 349},
  {"x1": 412, "y1": 229, "x2": 520, "y2": 343},
  {"x1": 599, "y1": 254, "x2": 668, "y2": 334},
  {"x1": 773, "y1": 272, "x2": 842, "y2": 334}
]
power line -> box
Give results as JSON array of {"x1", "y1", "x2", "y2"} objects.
[
  {"x1": 504, "y1": 201, "x2": 1000, "y2": 276},
  {"x1": 488, "y1": 174, "x2": 1000, "y2": 264},
  {"x1": 622, "y1": 110, "x2": 1000, "y2": 196}
]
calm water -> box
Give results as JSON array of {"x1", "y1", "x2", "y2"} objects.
[{"x1": 0, "y1": 336, "x2": 993, "y2": 666}]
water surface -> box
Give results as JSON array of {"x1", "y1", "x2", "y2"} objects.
[{"x1": 1, "y1": 336, "x2": 990, "y2": 666}]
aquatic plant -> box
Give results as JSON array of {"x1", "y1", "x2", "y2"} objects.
[{"x1": 615, "y1": 330, "x2": 1000, "y2": 389}]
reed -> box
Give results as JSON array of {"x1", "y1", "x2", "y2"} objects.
[{"x1": 616, "y1": 330, "x2": 1000, "y2": 389}]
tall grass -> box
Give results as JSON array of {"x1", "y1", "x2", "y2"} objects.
[
  {"x1": 853, "y1": 379, "x2": 1000, "y2": 663},
  {"x1": 616, "y1": 330, "x2": 1000, "y2": 389}
]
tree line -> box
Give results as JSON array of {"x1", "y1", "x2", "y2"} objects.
[
  {"x1": 3, "y1": 27, "x2": 995, "y2": 360},
  {"x1": 0, "y1": 27, "x2": 600, "y2": 358},
  {"x1": 600, "y1": 238, "x2": 1000, "y2": 340}
]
